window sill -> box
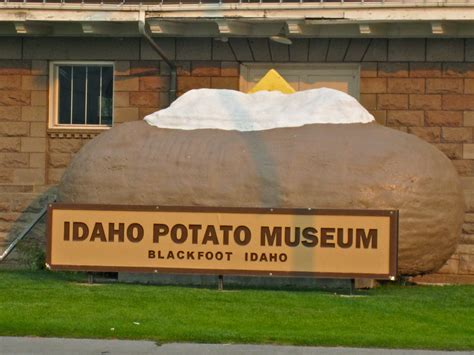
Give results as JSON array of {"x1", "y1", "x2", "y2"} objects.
[{"x1": 47, "y1": 126, "x2": 111, "y2": 139}]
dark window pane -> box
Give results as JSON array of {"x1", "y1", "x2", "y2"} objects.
[
  {"x1": 58, "y1": 66, "x2": 72, "y2": 124},
  {"x1": 72, "y1": 66, "x2": 86, "y2": 124},
  {"x1": 101, "y1": 66, "x2": 113, "y2": 126},
  {"x1": 87, "y1": 67, "x2": 101, "y2": 125}
]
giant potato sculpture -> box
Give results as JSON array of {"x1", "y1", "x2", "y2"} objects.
[{"x1": 58, "y1": 88, "x2": 464, "y2": 275}]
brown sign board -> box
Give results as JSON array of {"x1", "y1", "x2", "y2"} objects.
[{"x1": 47, "y1": 204, "x2": 398, "y2": 280}]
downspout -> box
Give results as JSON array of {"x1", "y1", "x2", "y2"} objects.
[{"x1": 138, "y1": 11, "x2": 177, "y2": 104}]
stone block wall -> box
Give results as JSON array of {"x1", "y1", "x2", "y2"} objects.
[{"x1": 0, "y1": 36, "x2": 473, "y2": 276}]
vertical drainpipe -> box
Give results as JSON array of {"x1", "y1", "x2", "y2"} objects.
[{"x1": 138, "y1": 11, "x2": 177, "y2": 105}]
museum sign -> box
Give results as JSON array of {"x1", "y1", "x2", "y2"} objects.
[{"x1": 47, "y1": 204, "x2": 398, "y2": 280}]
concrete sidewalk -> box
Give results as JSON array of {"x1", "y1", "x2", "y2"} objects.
[{"x1": 0, "y1": 337, "x2": 472, "y2": 355}]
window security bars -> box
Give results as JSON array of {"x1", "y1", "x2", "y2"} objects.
[{"x1": 56, "y1": 65, "x2": 113, "y2": 127}]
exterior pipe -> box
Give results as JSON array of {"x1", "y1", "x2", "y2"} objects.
[{"x1": 138, "y1": 14, "x2": 177, "y2": 104}]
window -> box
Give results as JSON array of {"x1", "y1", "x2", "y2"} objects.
[{"x1": 49, "y1": 62, "x2": 114, "y2": 129}]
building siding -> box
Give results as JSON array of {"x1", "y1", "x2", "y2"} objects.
[{"x1": 0, "y1": 36, "x2": 473, "y2": 275}]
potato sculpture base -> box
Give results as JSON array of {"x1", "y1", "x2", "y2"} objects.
[{"x1": 58, "y1": 120, "x2": 464, "y2": 275}]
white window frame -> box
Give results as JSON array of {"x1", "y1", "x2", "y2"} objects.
[
  {"x1": 49, "y1": 61, "x2": 115, "y2": 130},
  {"x1": 239, "y1": 63, "x2": 360, "y2": 99}
]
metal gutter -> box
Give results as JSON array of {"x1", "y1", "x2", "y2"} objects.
[{"x1": 139, "y1": 10, "x2": 177, "y2": 105}]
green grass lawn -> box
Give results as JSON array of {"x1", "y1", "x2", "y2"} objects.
[{"x1": 0, "y1": 270, "x2": 473, "y2": 350}]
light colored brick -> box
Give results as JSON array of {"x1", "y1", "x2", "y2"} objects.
[
  {"x1": 360, "y1": 63, "x2": 377, "y2": 78},
  {"x1": 114, "y1": 92, "x2": 130, "y2": 108},
  {"x1": 464, "y1": 144, "x2": 474, "y2": 159},
  {"x1": 410, "y1": 63, "x2": 442, "y2": 78},
  {"x1": 0, "y1": 75, "x2": 21, "y2": 90},
  {"x1": 175, "y1": 61, "x2": 191, "y2": 76},
  {"x1": 0, "y1": 153, "x2": 29, "y2": 168},
  {"x1": 378, "y1": 63, "x2": 408, "y2": 78},
  {"x1": 425, "y1": 78, "x2": 463, "y2": 94},
  {"x1": 138, "y1": 107, "x2": 159, "y2": 119},
  {"x1": 29, "y1": 122, "x2": 46, "y2": 138},
  {"x1": 464, "y1": 213, "x2": 474, "y2": 223},
  {"x1": 437, "y1": 258, "x2": 459, "y2": 275},
  {"x1": 0, "y1": 60, "x2": 30, "y2": 75},
  {"x1": 48, "y1": 153, "x2": 71, "y2": 168},
  {"x1": 13, "y1": 168, "x2": 44, "y2": 185},
  {"x1": 427, "y1": 39, "x2": 464, "y2": 62},
  {"x1": 387, "y1": 110, "x2": 424, "y2": 127},
  {"x1": 30, "y1": 91, "x2": 47, "y2": 106},
  {"x1": 210, "y1": 77, "x2": 239, "y2": 90},
  {"x1": 177, "y1": 77, "x2": 211, "y2": 93},
  {"x1": 453, "y1": 160, "x2": 474, "y2": 176},
  {"x1": 443, "y1": 95, "x2": 474, "y2": 110},
  {"x1": 0, "y1": 91, "x2": 30, "y2": 106},
  {"x1": 114, "y1": 107, "x2": 139, "y2": 123},
  {"x1": 459, "y1": 254, "x2": 474, "y2": 274},
  {"x1": 129, "y1": 92, "x2": 160, "y2": 108},
  {"x1": 114, "y1": 61, "x2": 130, "y2": 76},
  {"x1": 0, "y1": 137, "x2": 20, "y2": 152},
  {"x1": 21, "y1": 75, "x2": 47, "y2": 91},
  {"x1": 443, "y1": 63, "x2": 474, "y2": 78},
  {"x1": 434, "y1": 143, "x2": 463, "y2": 159},
  {"x1": 388, "y1": 39, "x2": 425, "y2": 62},
  {"x1": 442, "y1": 127, "x2": 473, "y2": 143},
  {"x1": 426, "y1": 111, "x2": 463, "y2": 127},
  {"x1": 21, "y1": 137, "x2": 46, "y2": 153},
  {"x1": 31, "y1": 60, "x2": 48, "y2": 76},
  {"x1": 49, "y1": 138, "x2": 84, "y2": 153},
  {"x1": 407, "y1": 127, "x2": 440, "y2": 143},
  {"x1": 191, "y1": 61, "x2": 220, "y2": 77},
  {"x1": 370, "y1": 110, "x2": 386, "y2": 125},
  {"x1": 114, "y1": 77, "x2": 139, "y2": 92},
  {"x1": 0, "y1": 169, "x2": 13, "y2": 183},
  {"x1": 464, "y1": 79, "x2": 474, "y2": 94},
  {"x1": 21, "y1": 106, "x2": 47, "y2": 122},
  {"x1": 360, "y1": 78, "x2": 386, "y2": 94},
  {"x1": 0, "y1": 122, "x2": 29, "y2": 136},
  {"x1": 130, "y1": 61, "x2": 160, "y2": 76},
  {"x1": 47, "y1": 168, "x2": 66, "y2": 184},
  {"x1": 139, "y1": 77, "x2": 170, "y2": 91},
  {"x1": 387, "y1": 78, "x2": 424, "y2": 94},
  {"x1": 464, "y1": 111, "x2": 474, "y2": 127},
  {"x1": 221, "y1": 62, "x2": 239, "y2": 77},
  {"x1": 409, "y1": 95, "x2": 442, "y2": 110},
  {"x1": 0, "y1": 107, "x2": 21, "y2": 121},
  {"x1": 360, "y1": 94, "x2": 376, "y2": 110},
  {"x1": 29, "y1": 153, "x2": 45, "y2": 169},
  {"x1": 377, "y1": 94, "x2": 408, "y2": 110}
]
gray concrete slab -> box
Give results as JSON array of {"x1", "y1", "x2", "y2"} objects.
[{"x1": 0, "y1": 337, "x2": 472, "y2": 355}]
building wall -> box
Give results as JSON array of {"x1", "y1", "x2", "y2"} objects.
[{"x1": 0, "y1": 36, "x2": 473, "y2": 275}]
